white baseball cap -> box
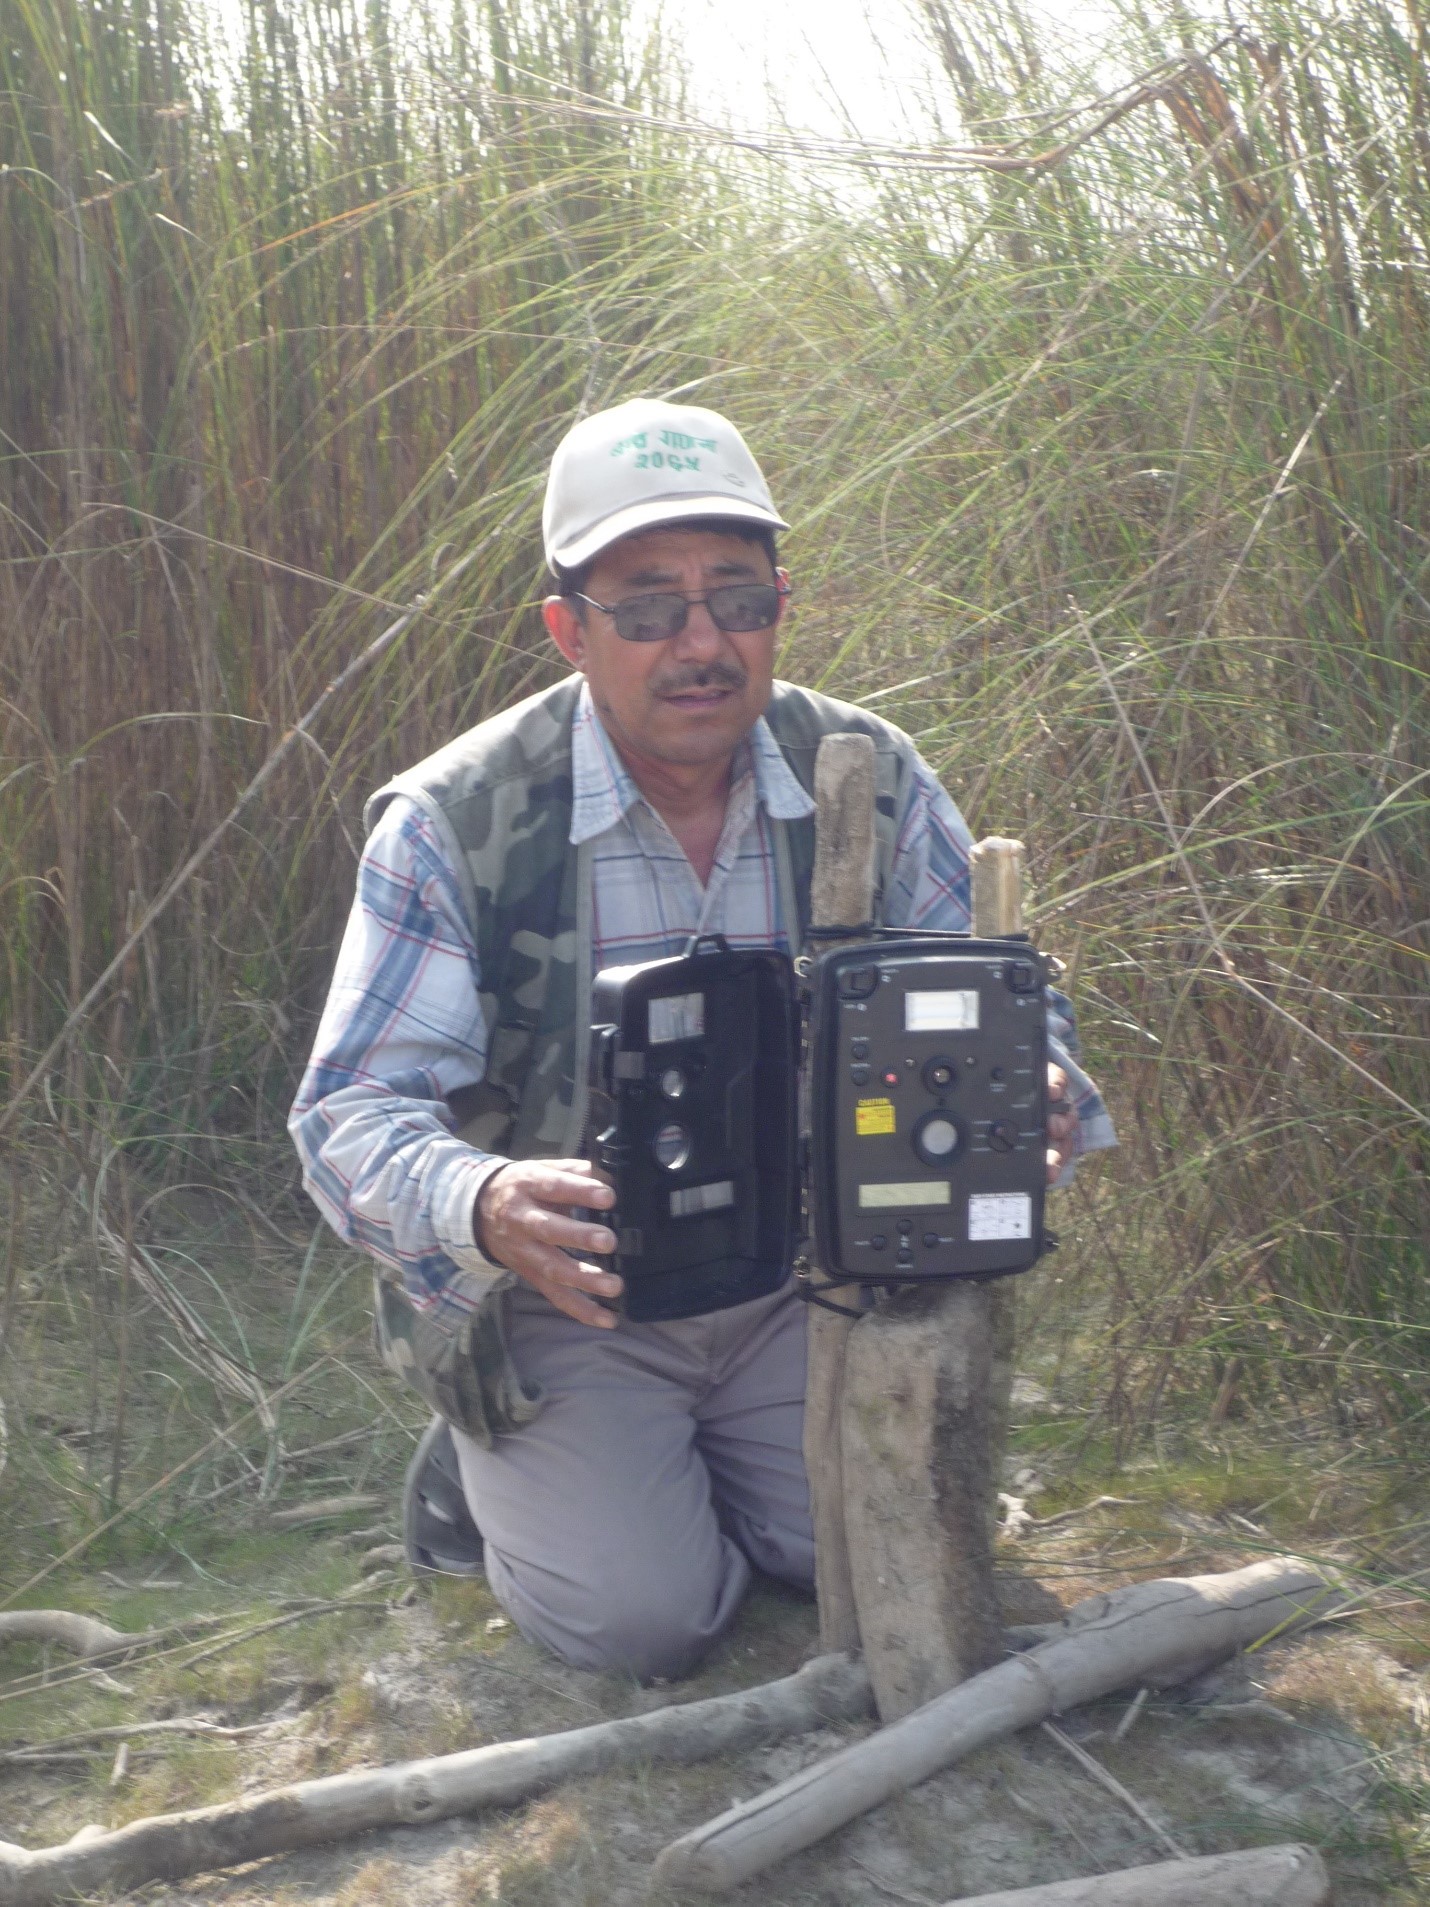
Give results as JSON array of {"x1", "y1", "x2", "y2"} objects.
[{"x1": 542, "y1": 397, "x2": 788, "y2": 573}]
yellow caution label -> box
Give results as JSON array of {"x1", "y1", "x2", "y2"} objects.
[{"x1": 855, "y1": 1097, "x2": 897, "y2": 1137}]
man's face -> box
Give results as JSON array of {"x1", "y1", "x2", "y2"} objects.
[{"x1": 542, "y1": 525, "x2": 787, "y2": 775}]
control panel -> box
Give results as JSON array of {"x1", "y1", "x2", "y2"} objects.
[{"x1": 808, "y1": 937, "x2": 1050, "y2": 1284}]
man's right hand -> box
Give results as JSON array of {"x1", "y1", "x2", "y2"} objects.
[{"x1": 475, "y1": 1159, "x2": 622, "y2": 1328}]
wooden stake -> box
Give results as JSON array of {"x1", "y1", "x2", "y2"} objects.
[
  {"x1": 804, "y1": 733, "x2": 879, "y2": 1653},
  {"x1": 842, "y1": 1284, "x2": 1006, "y2": 1711},
  {"x1": 839, "y1": 835, "x2": 1028, "y2": 1718}
]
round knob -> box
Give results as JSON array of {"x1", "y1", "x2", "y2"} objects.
[{"x1": 912, "y1": 1110, "x2": 964, "y2": 1167}]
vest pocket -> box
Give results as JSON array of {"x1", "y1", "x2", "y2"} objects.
[{"x1": 372, "y1": 1268, "x2": 544, "y2": 1447}]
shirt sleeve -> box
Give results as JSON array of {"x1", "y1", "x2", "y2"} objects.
[
  {"x1": 881, "y1": 755, "x2": 1117, "y2": 1172},
  {"x1": 287, "y1": 797, "x2": 510, "y2": 1313}
]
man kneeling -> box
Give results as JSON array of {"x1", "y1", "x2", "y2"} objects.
[{"x1": 289, "y1": 398, "x2": 1111, "y2": 1679}]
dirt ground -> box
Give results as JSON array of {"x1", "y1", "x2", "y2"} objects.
[{"x1": 2, "y1": 1492, "x2": 1425, "y2": 1907}]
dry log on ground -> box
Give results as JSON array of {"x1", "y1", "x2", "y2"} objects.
[
  {"x1": 804, "y1": 732, "x2": 879, "y2": 1653},
  {"x1": 0, "y1": 1612, "x2": 136, "y2": 1660},
  {"x1": 936, "y1": 1843, "x2": 1331, "y2": 1906},
  {"x1": 653, "y1": 1556, "x2": 1340, "y2": 1893},
  {"x1": 0, "y1": 1653, "x2": 872, "y2": 1907}
]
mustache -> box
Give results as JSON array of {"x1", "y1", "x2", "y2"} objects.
[{"x1": 651, "y1": 660, "x2": 748, "y2": 696}]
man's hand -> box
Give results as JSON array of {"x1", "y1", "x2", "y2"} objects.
[
  {"x1": 476, "y1": 1159, "x2": 622, "y2": 1328},
  {"x1": 1046, "y1": 1063, "x2": 1078, "y2": 1185}
]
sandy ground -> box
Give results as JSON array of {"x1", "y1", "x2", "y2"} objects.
[{"x1": 3, "y1": 1552, "x2": 1422, "y2": 1907}]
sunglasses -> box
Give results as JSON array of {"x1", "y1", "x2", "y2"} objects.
[{"x1": 573, "y1": 579, "x2": 787, "y2": 644}]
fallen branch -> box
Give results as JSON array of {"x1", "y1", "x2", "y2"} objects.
[
  {"x1": 1039, "y1": 1721, "x2": 1185, "y2": 1860},
  {"x1": 0, "y1": 1652, "x2": 872, "y2": 1907},
  {"x1": 0, "y1": 1614, "x2": 241, "y2": 1707},
  {"x1": 267, "y1": 1495, "x2": 384, "y2": 1529},
  {"x1": 934, "y1": 1843, "x2": 1330, "y2": 1905},
  {"x1": 1032, "y1": 1495, "x2": 1142, "y2": 1531},
  {"x1": 176, "y1": 1598, "x2": 390, "y2": 1669},
  {"x1": 653, "y1": 1557, "x2": 1340, "y2": 1892},
  {"x1": 0, "y1": 1613, "x2": 145, "y2": 1662},
  {"x1": 359, "y1": 1544, "x2": 407, "y2": 1571},
  {"x1": 0, "y1": 1717, "x2": 283, "y2": 1766}
]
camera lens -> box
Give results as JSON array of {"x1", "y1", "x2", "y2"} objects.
[
  {"x1": 652, "y1": 1121, "x2": 691, "y2": 1171},
  {"x1": 659, "y1": 1067, "x2": 686, "y2": 1100}
]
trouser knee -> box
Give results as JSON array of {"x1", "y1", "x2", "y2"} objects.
[{"x1": 485, "y1": 1541, "x2": 749, "y2": 1681}]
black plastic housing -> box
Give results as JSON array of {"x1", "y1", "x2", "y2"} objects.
[
  {"x1": 585, "y1": 936, "x2": 800, "y2": 1322},
  {"x1": 808, "y1": 936, "x2": 1050, "y2": 1285}
]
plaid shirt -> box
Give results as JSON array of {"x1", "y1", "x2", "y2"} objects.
[{"x1": 290, "y1": 685, "x2": 1115, "y2": 1314}]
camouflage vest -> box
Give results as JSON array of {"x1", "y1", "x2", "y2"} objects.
[{"x1": 362, "y1": 673, "x2": 919, "y2": 1442}]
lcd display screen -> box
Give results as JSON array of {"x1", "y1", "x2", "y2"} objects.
[
  {"x1": 904, "y1": 988, "x2": 980, "y2": 1033},
  {"x1": 858, "y1": 1181, "x2": 953, "y2": 1211},
  {"x1": 648, "y1": 991, "x2": 704, "y2": 1044}
]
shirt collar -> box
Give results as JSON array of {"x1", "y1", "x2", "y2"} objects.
[{"x1": 569, "y1": 681, "x2": 815, "y2": 845}]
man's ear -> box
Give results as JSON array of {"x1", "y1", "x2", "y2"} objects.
[
  {"x1": 543, "y1": 595, "x2": 587, "y2": 671},
  {"x1": 774, "y1": 565, "x2": 792, "y2": 630}
]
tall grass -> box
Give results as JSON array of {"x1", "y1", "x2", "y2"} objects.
[{"x1": 1, "y1": 0, "x2": 1425, "y2": 1448}]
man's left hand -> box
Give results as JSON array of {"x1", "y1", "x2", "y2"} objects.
[{"x1": 1046, "y1": 1063, "x2": 1077, "y2": 1185}]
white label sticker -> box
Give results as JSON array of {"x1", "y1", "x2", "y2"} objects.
[{"x1": 968, "y1": 1192, "x2": 1032, "y2": 1241}]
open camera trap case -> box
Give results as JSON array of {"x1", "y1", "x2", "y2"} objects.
[
  {"x1": 585, "y1": 933, "x2": 1052, "y2": 1321},
  {"x1": 586, "y1": 935, "x2": 801, "y2": 1323}
]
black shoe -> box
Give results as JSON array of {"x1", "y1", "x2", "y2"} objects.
[{"x1": 402, "y1": 1414, "x2": 485, "y2": 1577}]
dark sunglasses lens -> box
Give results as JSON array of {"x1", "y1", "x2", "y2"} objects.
[
  {"x1": 707, "y1": 584, "x2": 781, "y2": 632},
  {"x1": 612, "y1": 594, "x2": 688, "y2": 642}
]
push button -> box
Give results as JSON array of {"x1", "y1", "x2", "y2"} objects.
[
  {"x1": 896, "y1": 1219, "x2": 913, "y2": 1236},
  {"x1": 850, "y1": 1063, "x2": 871, "y2": 1085},
  {"x1": 839, "y1": 965, "x2": 879, "y2": 1000},
  {"x1": 870, "y1": 1234, "x2": 887, "y2": 1251},
  {"x1": 850, "y1": 1037, "x2": 869, "y2": 1061},
  {"x1": 923, "y1": 1231, "x2": 940, "y2": 1248},
  {"x1": 1006, "y1": 959, "x2": 1038, "y2": 994}
]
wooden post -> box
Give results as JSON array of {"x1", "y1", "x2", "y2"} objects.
[
  {"x1": 803, "y1": 734, "x2": 879, "y2": 1653},
  {"x1": 839, "y1": 837, "x2": 1029, "y2": 1719}
]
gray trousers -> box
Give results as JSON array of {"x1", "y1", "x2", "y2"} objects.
[{"x1": 451, "y1": 1279, "x2": 813, "y2": 1680}]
